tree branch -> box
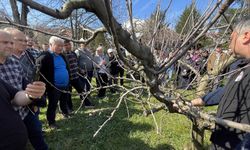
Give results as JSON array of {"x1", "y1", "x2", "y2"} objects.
[
  {"x1": 157, "y1": 0, "x2": 234, "y2": 74},
  {"x1": 9, "y1": 0, "x2": 21, "y2": 24},
  {"x1": 18, "y1": 0, "x2": 154, "y2": 62},
  {"x1": 0, "y1": 18, "x2": 106, "y2": 44}
]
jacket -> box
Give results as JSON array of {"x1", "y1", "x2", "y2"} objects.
[
  {"x1": 207, "y1": 51, "x2": 229, "y2": 74},
  {"x1": 210, "y1": 59, "x2": 250, "y2": 149},
  {"x1": 37, "y1": 51, "x2": 70, "y2": 91}
]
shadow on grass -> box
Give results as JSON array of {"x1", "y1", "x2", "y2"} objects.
[
  {"x1": 35, "y1": 86, "x2": 178, "y2": 150},
  {"x1": 43, "y1": 114, "x2": 174, "y2": 150},
  {"x1": 40, "y1": 91, "x2": 175, "y2": 150}
]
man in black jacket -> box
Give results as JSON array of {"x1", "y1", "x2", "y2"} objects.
[
  {"x1": 37, "y1": 36, "x2": 70, "y2": 129},
  {"x1": 191, "y1": 19, "x2": 250, "y2": 149}
]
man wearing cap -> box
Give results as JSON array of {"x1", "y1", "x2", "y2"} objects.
[{"x1": 107, "y1": 48, "x2": 119, "y2": 93}]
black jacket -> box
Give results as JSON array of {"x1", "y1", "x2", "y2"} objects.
[
  {"x1": 37, "y1": 51, "x2": 70, "y2": 91},
  {"x1": 108, "y1": 56, "x2": 120, "y2": 75},
  {"x1": 210, "y1": 60, "x2": 250, "y2": 149}
]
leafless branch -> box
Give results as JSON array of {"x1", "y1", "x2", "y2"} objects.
[
  {"x1": 0, "y1": 18, "x2": 106, "y2": 44},
  {"x1": 93, "y1": 86, "x2": 147, "y2": 138}
]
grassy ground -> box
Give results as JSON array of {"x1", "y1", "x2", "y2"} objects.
[{"x1": 33, "y1": 85, "x2": 215, "y2": 150}]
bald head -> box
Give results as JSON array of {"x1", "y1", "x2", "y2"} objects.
[
  {"x1": 0, "y1": 30, "x2": 13, "y2": 61},
  {"x1": 4, "y1": 27, "x2": 27, "y2": 56}
]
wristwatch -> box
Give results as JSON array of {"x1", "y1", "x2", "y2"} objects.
[{"x1": 26, "y1": 94, "x2": 37, "y2": 102}]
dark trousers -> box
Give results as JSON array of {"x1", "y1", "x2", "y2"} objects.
[
  {"x1": 236, "y1": 133, "x2": 250, "y2": 150},
  {"x1": 78, "y1": 70, "x2": 93, "y2": 94},
  {"x1": 109, "y1": 73, "x2": 118, "y2": 92},
  {"x1": 24, "y1": 111, "x2": 48, "y2": 150},
  {"x1": 47, "y1": 87, "x2": 70, "y2": 125},
  {"x1": 68, "y1": 78, "x2": 88, "y2": 110},
  {"x1": 68, "y1": 85, "x2": 73, "y2": 111},
  {"x1": 118, "y1": 67, "x2": 124, "y2": 85},
  {"x1": 82, "y1": 71, "x2": 93, "y2": 92},
  {"x1": 96, "y1": 73, "x2": 108, "y2": 97}
]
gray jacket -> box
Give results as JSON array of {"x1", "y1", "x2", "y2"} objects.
[
  {"x1": 94, "y1": 54, "x2": 109, "y2": 74},
  {"x1": 75, "y1": 48, "x2": 94, "y2": 71}
]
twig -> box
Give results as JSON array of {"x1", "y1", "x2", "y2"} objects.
[
  {"x1": 0, "y1": 17, "x2": 106, "y2": 44},
  {"x1": 93, "y1": 86, "x2": 146, "y2": 138}
]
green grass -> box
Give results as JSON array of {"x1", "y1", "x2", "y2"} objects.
[{"x1": 33, "y1": 87, "x2": 214, "y2": 150}]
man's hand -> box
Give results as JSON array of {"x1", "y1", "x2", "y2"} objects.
[
  {"x1": 25, "y1": 81, "x2": 46, "y2": 99},
  {"x1": 79, "y1": 68, "x2": 86, "y2": 75},
  {"x1": 191, "y1": 98, "x2": 205, "y2": 106},
  {"x1": 101, "y1": 60, "x2": 106, "y2": 65}
]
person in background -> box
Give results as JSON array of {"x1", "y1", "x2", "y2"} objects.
[
  {"x1": 63, "y1": 40, "x2": 94, "y2": 109},
  {"x1": 94, "y1": 46, "x2": 109, "y2": 98},
  {"x1": 107, "y1": 48, "x2": 119, "y2": 93},
  {"x1": 42, "y1": 43, "x2": 49, "y2": 51},
  {"x1": 207, "y1": 44, "x2": 229, "y2": 90},
  {"x1": 75, "y1": 39, "x2": 94, "y2": 103}
]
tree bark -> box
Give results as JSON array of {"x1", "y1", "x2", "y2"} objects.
[
  {"x1": 21, "y1": 3, "x2": 28, "y2": 25},
  {"x1": 9, "y1": 0, "x2": 21, "y2": 24}
]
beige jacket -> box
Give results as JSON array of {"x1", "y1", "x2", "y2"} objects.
[{"x1": 207, "y1": 51, "x2": 229, "y2": 74}]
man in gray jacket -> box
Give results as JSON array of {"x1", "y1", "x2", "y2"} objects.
[{"x1": 75, "y1": 41, "x2": 94, "y2": 100}]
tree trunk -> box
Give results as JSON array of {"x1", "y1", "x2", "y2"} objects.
[
  {"x1": 191, "y1": 123, "x2": 205, "y2": 150},
  {"x1": 21, "y1": 3, "x2": 29, "y2": 26},
  {"x1": 9, "y1": 0, "x2": 21, "y2": 24}
]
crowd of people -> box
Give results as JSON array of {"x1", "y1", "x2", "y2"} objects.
[
  {"x1": 0, "y1": 18, "x2": 249, "y2": 150},
  {"x1": 158, "y1": 43, "x2": 229, "y2": 89},
  {"x1": 0, "y1": 27, "x2": 124, "y2": 149}
]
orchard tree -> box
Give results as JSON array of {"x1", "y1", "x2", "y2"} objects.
[{"x1": 2, "y1": 0, "x2": 250, "y2": 149}]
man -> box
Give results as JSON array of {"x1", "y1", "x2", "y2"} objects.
[
  {"x1": 3, "y1": 28, "x2": 48, "y2": 150},
  {"x1": 207, "y1": 44, "x2": 229, "y2": 90},
  {"x1": 63, "y1": 40, "x2": 94, "y2": 109},
  {"x1": 75, "y1": 40, "x2": 94, "y2": 100},
  {"x1": 0, "y1": 30, "x2": 46, "y2": 150},
  {"x1": 20, "y1": 36, "x2": 41, "y2": 85},
  {"x1": 0, "y1": 78, "x2": 45, "y2": 150},
  {"x1": 37, "y1": 36, "x2": 70, "y2": 129},
  {"x1": 192, "y1": 19, "x2": 250, "y2": 149},
  {"x1": 94, "y1": 46, "x2": 109, "y2": 97},
  {"x1": 207, "y1": 45, "x2": 229, "y2": 74},
  {"x1": 42, "y1": 43, "x2": 49, "y2": 51},
  {"x1": 107, "y1": 48, "x2": 119, "y2": 93}
]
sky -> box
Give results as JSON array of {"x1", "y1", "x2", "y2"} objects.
[
  {"x1": 0, "y1": 0, "x2": 240, "y2": 29},
  {"x1": 131, "y1": 0, "x2": 214, "y2": 27}
]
